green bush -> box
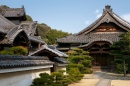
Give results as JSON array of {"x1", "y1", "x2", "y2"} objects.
[
  {"x1": 67, "y1": 48, "x2": 93, "y2": 74},
  {"x1": 70, "y1": 56, "x2": 82, "y2": 64},
  {"x1": 66, "y1": 63, "x2": 78, "y2": 72},
  {"x1": 116, "y1": 64, "x2": 123, "y2": 74},
  {"x1": 31, "y1": 73, "x2": 54, "y2": 86},
  {"x1": 67, "y1": 64, "x2": 85, "y2": 73},
  {"x1": 81, "y1": 68, "x2": 93, "y2": 74},
  {"x1": 116, "y1": 63, "x2": 128, "y2": 74},
  {"x1": 51, "y1": 70, "x2": 71, "y2": 86},
  {"x1": 0, "y1": 46, "x2": 28, "y2": 55},
  {"x1": 68, "y1": 68, "x2": 84, "y2": 82},
  {"x1": 77, "y1": 64, "x2": 84, "y2": 72},
  {"x1": 82, "y1": 60, "x2": 92, "y2": 68},
  {"x1": 31, "y1": 72, "x2": 69, "y2": 86}
]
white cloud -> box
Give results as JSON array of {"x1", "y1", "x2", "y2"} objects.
[
  {"x1": 85, "y1": 20, "x2": 90, "y2": 25},
  {"x1": 96, "y1": 13, "x2": 102, "y2": 18},
  {"x1": 121, "y1": 14, "x2": 130, "y2": 22},
  {"x1": 95, "y1": 9, "x2": 99, "y2": 14}
]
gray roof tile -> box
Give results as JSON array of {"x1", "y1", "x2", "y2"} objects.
[
  {"x1": 1, "y1": 8, "x2": 25, "y2": 18},
  {"x1": 29, "y1": 45, "x2": 68, "y2": 57},
  {"x1": 77, "y1": 6, "x2": 130, "y2": 35},
  {"x1": 57, "y1": 32, "x2": 122, "y2": 43},
  {"x1": 0, "y1": 55, "x2": 53, "y2": 69}
]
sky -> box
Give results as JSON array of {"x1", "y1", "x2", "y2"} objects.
[{"x1": 0, "y1": 0, "x2": 130, "y2": 34}]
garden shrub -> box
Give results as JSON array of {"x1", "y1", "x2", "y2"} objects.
[
  {"x1": 31, "y1": 72, "x2": 69, "y2": 86},
  {"x1": 31, "y1": 73, "x2": 54, "y2": 86},
  {"x1": 116, "y1": 63, "x2": 128, "y2": 74},
  {"x1": 0, "y1": 46, "x2": 28, "y2": 55},
  {"x1": 82, "y1": 60, "x2": 92, "y2": 68},
  {"x1": 67, "y1": 48, "x2": 93, "y2": 74},
  {"x1": 80, "y1": 68, "x2": 93, "y2": 74},
  {"x1": 68, "y1": 68, "x2": 84, "y2": 82}
]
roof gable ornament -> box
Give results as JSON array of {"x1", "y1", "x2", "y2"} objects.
[{"x1": 103, "y1": 5, "x2": 112, "y2": 14}]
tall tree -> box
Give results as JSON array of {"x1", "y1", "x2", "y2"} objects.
[
  {"x1": 110, "y1": 32, "x2": 130, "y2": 76},
  {"x1": 37, "y1": 23, "x2": 51, "y2": 41},
  {"x1": 45, "y1": 29, "x2": 71, "y2": 44}
]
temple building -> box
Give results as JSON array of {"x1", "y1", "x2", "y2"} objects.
[
  {"x1": 57, "y1": 5, "x2": 130, "y2": 67},
  {"x1": 0, "y1": 6, "x2": 68, "y2": 86},
  {"x1": 0, "y1": 6, "x2": 44, "y2": 53}
]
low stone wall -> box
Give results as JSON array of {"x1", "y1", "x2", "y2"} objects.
[{"x1": 0, "y1": 68, "x2": 51, "y2": 86}]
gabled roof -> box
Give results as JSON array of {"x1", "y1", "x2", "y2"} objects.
[
  {"x1": 29, "y1": 45, "x2": 68, "y2": 58},
  {"x1": 77, "y1": 5, "x2": 130, "y2": 35},
  {"x1": 57, "y1": 5, "x2": 130, "y2": 44},
  {"x1": 48, "y1": 45, "x2": 68, "y2": 57},
  {"x1": 1, "y1": 6, "x2": 26, "y2": 20},
  {"x1": 0, "y1": 6, "x2": 44, "y2": 46},
  {"x1": 0, "y1": 14, "x2": 15, "y2": 28},
  {"x1": 0, "y1": 14, "x2": 24, "y2": 45},
  {"x1": 20, "y1": 21, "x2": 45, "y2": 44}
]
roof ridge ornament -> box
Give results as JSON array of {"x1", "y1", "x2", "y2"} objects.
[{"x1": 103, "y1": 5, "x2": 112, "y2": 13}]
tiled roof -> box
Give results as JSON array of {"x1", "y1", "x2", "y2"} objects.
[
  {"x1": 20, "y1": 21, "x2": 45, "y2": 44},
  {"x1": 29, "y1": 45, "x2": 68, "y2": 58},
  {"x1": 1, "y1": 7, "x2": 26, "y2": 18},
  {"x1": 29, "y1": 36, "x2": 45, "y2": 44},
  {"x1": 0, "y1": 17, "x2": 44, "y2": 45},
  {"x1": 54, "y1": 57, "x2": 69, "y2": 64},
  {"x1": 0, "y1": 14, "x2": 20, "y2": 44},
  {"x1": 48, "y1": 45, "x2": 68, "y2": 57},
  {"x1": 112, "y1": 13, "x2": 130, "y2": 29},
  {"x1": 0, "y1": 55, "x2": 53, "y2": 69},
  {"x1": 0, "y1": 14, "x2": 15, "y2": 27},
  {"x1": 0, "y1": 6, "x2": 46, "y2": 47},
  {"x1": 78, "y1": 39, "x2": 113, "y2": 48},
  {"x1": 77, "y1": 5, "x2": 130, "y2": 35},
  {"x1": 20, "y1": 21, "x2": 37, "y2": 36},
  {"x1": 2, "y1": 28, "x2": 29, "y2": 45},
  {"x1": 57, "y1": 32, "x2": 122, "y2": 43}
]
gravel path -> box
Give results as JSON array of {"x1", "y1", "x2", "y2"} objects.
[
  {"x1": 69, "y1": 71, "x2": 130, "y2": 86},
  {"x1": 96, "y1": 79, "x2": 111, "y2": 86}
]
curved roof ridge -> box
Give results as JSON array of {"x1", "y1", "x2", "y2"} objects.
[
  {"x1": 7, "y1": 29, "x2": 29, "y2": 44},
  {"x1": 76, "y1": 6, "x2": 130, "y2": 35},
  {"x1": 112, "y1": 12, "x2": 130, "y2": 28},
  {"x1": 77, "y1": 13, "x2": 105, "y2": 35},
  {"x1": 79, "y1": 38, "x2": 113, "y2": 48}
]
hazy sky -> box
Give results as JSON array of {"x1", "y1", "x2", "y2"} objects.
[{"x1": 1, "y1": 0, "x2": 130, "y2": 34}]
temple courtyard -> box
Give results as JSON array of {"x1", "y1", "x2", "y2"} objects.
[{"x1": 69, "y1": 71, "x2": 130, "y2": 86}]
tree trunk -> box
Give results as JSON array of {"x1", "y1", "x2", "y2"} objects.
[{"x1": 123, "y1": 60, "x2": 126, "y2": 77}]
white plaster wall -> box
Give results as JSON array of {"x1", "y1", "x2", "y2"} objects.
[
  {"x1": 54, "y1": 66, "x2": 67, "y2": 75},
  {"x1": 0, "y1": 68, "x2": 51, "y2": 86}
]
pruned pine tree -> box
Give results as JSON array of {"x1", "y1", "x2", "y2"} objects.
[{"x1": 110, "y1": 32, "x2": 130, "y2": 76}]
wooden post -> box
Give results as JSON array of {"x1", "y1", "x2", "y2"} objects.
[{"x1": 38, "y1": 43, "x2": 41, "y2": 49}]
